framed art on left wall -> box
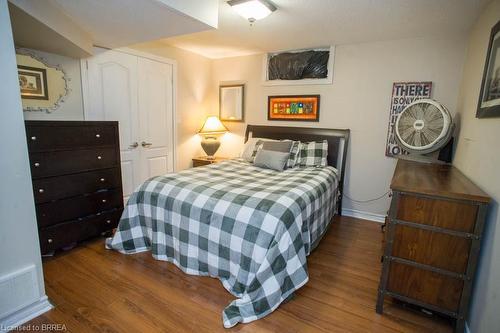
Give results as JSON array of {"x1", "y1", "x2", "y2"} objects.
[{"x1": 18, "y1": 65, "x2": 49, "y2": 100}]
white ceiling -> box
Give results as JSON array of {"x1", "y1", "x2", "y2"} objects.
[
  {"x1": 49, "y1": 0, "x2": 218, "y2": 49},
  {"x1": 162, "y1": 0, "x2": 489, "y2": 59}
]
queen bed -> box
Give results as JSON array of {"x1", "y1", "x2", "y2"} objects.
[{"x1": 107, "y1": 125, "x2": 350, "y2": 328}]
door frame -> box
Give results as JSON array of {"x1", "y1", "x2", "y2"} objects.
[{"x1": 81, "y1": 47, "x2": 178, "y2": 172}]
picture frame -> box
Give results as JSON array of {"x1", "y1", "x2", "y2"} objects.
[
  {"x1": 262, "y1": 46, "x2": 335, "y2": 86},
  {"x1": 477, "y1": 20, "x2": 500, "y2": 118},
  {"x1": 219, "y1": 84, "x2": 244, "y2": 122},
  {"x1": 18, "y1": 65, "x2": 49, "y2": 100},
  {"x1": 268, "y1": 95, "x2": 320, "y2": 121}
]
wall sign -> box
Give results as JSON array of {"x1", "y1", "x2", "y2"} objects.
[{"x1": 385, "y1": 82, "x2": 432, "y2": 157}]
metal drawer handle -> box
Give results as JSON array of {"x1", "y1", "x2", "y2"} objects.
[
  {"x1": 34, "y1": 162, "x2": 40, "y2": 167},
  {"x1": 106, "y1": 219, "x2": 111, "y2": 224},
  {"x1": 48, "y1": 238, "x2": 53, "y2": 243},
  {"x1": 129, "y1": 142, "x2": 139, "y2": 149},
  {"x1": 97, "y1": 155, "x2": 102, "y2": 160},
  {"x1": 38, "y1": 189, "x2": 44, "y2": 193},
  {"x1": 95, "y1": 134, "x2": 101, "y2": 138},
  {"x1": 102, "y1": 199, "x2": 107, "y2": 203},
  {"x1": 141, "y1": 141, "x2": 152, "y2": 148},
  {"x1": 100, "y1": 178, "x2": 106, "y2": 182},
  {"x1": 31, "y1": 136, "x2": 37, "y2": 141}
]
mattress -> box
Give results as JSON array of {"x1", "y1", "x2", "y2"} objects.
[{"x1": 107, "y1": 159, "x2": 338, "y2": 327}]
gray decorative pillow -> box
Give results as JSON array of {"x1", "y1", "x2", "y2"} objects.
[
  {"x1": 297, "y1": 140, "x2": 328, "y2": 167},
  {"x1": 262, "y1": 140, "x2": 293, "y2": 152},
  {"x1": 254, "y1": 149, "x2": 290, "y2": 171}
]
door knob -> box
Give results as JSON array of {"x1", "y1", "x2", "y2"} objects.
[
  {"x1": 141, "y1": 141, "x2": 152, "y2": 148},
  {"x1": 129, "y1": 142, "x2": 139, "y2": 149}
]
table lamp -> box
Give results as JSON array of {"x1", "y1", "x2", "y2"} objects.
[{"x1": 198, "y1": 116, "x2": 228, "y2": 160}]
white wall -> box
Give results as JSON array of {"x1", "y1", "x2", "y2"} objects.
[
  {"x1": 211, "y1": 36, "x2": 467, "y2": 216},
  {"x1": 0, "y1": 0, "x2": 47, "y2": 327},
  {"x1": 20, "y1": 49, "x2": 84, "y2": 121},
  {"x1": 453, "y1": 1, "x2": 500, "y2": 332},
  {"x1": 130, "y1": 42, "x2": 216, "y2": 171}
]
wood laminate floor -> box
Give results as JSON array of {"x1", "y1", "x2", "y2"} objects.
[{"x1": 21, "y1": 216, "x2": 453, "y2": 332}]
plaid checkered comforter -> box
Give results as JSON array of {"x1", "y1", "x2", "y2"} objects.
[{"x1": 107, "y1": 159, "x2": 338, "y2": 327}]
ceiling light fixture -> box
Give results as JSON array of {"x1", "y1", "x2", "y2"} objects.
[{"x1": 227, "y1": 0, "x2": 276, "y2": 23}]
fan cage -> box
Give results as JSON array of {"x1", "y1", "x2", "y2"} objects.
[{"x1": 394, "y1": 99, "x2": 453, "y2": 155}]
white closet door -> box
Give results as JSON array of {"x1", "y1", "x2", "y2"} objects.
[
  {"x1": 85, "y1": 50, "x2": 141, "y2": 201},
  {"x1": 137, "y1": 57, "x2": 174, "y2": 182}
]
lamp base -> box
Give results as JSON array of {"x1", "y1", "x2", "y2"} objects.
[{"x1": 201, "y1": 136, "x2": 221, "y2": 159}]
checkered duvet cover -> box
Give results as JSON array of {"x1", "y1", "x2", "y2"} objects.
[{"x1": 106, "y1": 159, "x2": 338, "y2": 328}]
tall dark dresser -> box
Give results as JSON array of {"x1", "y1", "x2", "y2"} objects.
[
  {"x1": 377, "y1": 160, "x2": 490, "y2": 333},
  {"x1": 25, "y1": 121, "x2": 124, "y2": 254}
]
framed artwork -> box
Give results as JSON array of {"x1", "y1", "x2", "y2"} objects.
[
  {"x1": 18, "y1": 65, "x2": 49, "y2": 100},
  {"x1": 263, "y1": 46, "x2": 335, "y2": 86},
  {"x1": 219, "y1": 84, "x2": 244, "y2": 121},
  {"x1": 477, "y1": 20, "x2": 500, "y2": 118},
  {"x1": 268, "y1": 95, "x2": 320, "y2": 121}
]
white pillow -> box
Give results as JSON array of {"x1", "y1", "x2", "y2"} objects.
[{"x1": 240, "y1": 137, "x2": 278, "y2": 162}]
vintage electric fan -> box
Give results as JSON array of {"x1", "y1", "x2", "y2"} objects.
[{"x1": 394, "y1": 99, "x2": 454, "y2": 163}]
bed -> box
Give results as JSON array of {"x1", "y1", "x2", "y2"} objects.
[{"x1": 107, "y1": 125, "x2": 350, "y2": 328}]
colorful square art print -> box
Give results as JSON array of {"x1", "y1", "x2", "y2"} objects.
[{"x1": 268, "y1": 95, "x2": 320, "y2": 121}]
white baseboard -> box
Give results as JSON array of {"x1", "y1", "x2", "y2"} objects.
[
  {"x1": 0, "y1": 296, "x2": 53, "y2": 332},
  {"x1": 342, "y1": 208, "x2": 386, "y2": 223}
]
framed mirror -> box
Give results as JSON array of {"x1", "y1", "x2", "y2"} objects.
[
  {"x1": 16, "y1": 48, "x2": 70, "y2": 113},
  {"x1": 219, "y1": 84, "x2": 244, "y2": 122}
]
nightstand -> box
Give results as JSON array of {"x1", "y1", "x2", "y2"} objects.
[{"x1": 192, "y1": 156, "x2": 229, "y2": 167}]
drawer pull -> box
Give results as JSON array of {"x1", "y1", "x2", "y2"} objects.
[
  {"x1": 38, "y1": 188, "x2": 44, "y2": 193},
  {"x1": 47, "y1": 238, "x2": 53, "y2": 243},
  {"x1": 97, "y1": 156, "x2": 102, "y2": 160},
  {"x1": 31, "y1": 136, "x2": 37, "y2": 141},
  {"x1": 34, "y1": 162, "x2": 40, "y2": 167},
  {"x1": 100, "y1": 178, "x2": 106, "y2": 182},
  {"x1": 102, "y1": 199, "x2": 107, "y2": 203},
  {"x1": 95, "y1": 134, "x2": 101, "y2": 138},
  {"x1": 106, "y1": 219, "x2": 111, "y2": 224}
]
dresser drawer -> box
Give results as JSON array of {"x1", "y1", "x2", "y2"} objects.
[
  {"x1": 392, "y1": 224, "x2": 471, "y2": 273},
  {"x1": 33, "y1": 168, "x2": 121, "y2": 204},
  {"x1": 396, "y1": 194, "x2": 478, "y2": 233},
  {"x1": 36, "y1": 189, "x2": 123, "y2": 228},
  {"x1": 387, "y1": 262, "x2": 463, "y2": 312},
  {"x1": 39, "y1": 209, "x2": 122, "y2": 254},
  {"x1": 30, "y1": 147, "x2": 118, "y2": 179},
  {"x1": 26, "y1": 124, "x2": 117, "y2": 151}
]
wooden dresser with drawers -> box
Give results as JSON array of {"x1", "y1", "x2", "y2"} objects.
[
  {"x1": 25, "y1": 121, "x2": 124, "y2": 254},
  {"x1": 377, "y1": 159, "x2": 490, "y2": 333}
]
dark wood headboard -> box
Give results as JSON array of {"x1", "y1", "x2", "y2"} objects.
[{"x1": 245, "y1": 125, "x2": 350, "y2": 214}]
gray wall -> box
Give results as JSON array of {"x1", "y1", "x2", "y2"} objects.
[
  {"x1": 453, "y1": 1, "x2": 500, "y2": 331},
  {"x1": 0, "y1": 0, "x2": 45, "y2": 321},
  {"x1": 211, "y1": 36, "x2": 468, "y2": 217}
]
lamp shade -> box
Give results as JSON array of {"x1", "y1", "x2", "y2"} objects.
[{"x1": 198, "y1": 116, "x2": 228, "y2": 135}]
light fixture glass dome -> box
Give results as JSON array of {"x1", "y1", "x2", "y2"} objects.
[{"x1": 228, "y1": 0, "x2": 276, "y2": 22}]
